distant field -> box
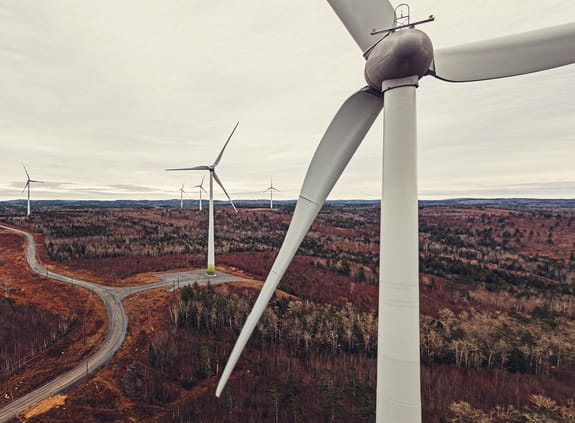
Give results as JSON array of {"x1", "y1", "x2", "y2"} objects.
[{"x1": 1, "y1": 201, "x2": 574, "y2": 421}]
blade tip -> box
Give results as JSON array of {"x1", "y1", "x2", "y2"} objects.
[{"x1": 215, "y1": 383, "x2": 225, "y2": 398}]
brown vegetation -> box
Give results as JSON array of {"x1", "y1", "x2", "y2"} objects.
[
  {"x1": 2, "y1": 202, "x2": 575, "y2": 421},
  {"x1": 0, "y1": 230, "x2": 107, "y2": 408}
]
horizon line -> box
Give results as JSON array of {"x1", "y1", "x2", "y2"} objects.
[{"x1": 1, "y1": 197, "x2": 575, "y2": 203}]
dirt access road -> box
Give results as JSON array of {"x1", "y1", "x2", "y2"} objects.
[{"x1": 0, "y1": 224, "x2": 242, "y2": 422}]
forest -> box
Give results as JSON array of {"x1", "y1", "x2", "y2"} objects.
[{"x1": 1, "y1": 201, "x2": 575, "y2": 421}]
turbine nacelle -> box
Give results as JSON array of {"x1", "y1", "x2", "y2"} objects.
[{"x1": 364, "y1": 28, "x2": 433, "y2": 90}]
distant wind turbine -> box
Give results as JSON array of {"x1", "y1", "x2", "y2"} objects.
[
  {"x1": 178, "y1": 183, "x2": 186, "y2": 209},
  {"x1": 22, "y1": 165, "x2": 43, "y2": 217},
  {"x1": 216, "y1": 1, "x2": 575, "y2": 421},
  {"x1": 166, "y1": 122, "x2": 239, "y2": 275},
  {"x1": 264, "y1": 178, "x2": 280, "y2": 209},
  {"x1": 193, "y1": 176, "x2": 208, "y2": 211}
]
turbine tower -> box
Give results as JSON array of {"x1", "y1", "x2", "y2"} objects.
[
  {"x1": 193, "y1": 176, "x2": 208, "y2": 211},
  {"x1": 264, "y1": 178, "x2": 279, "y2": 209},
  {"x1": 22, "y1": 165, "x2": 43, "y2": 217},
  {"x1": 178, "y1": 183, "x2": 186, "y2": 209},
  {"x1": 166, "y1": 122, "x2": 239, "y2": 276},
  {"x1": 217, "y1": 2, "x2": 575, "y2": 422}
]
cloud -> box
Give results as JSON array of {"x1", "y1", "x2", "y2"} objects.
[{"x1": 1, "y1": 0, "x2": 574, "y2": 200}]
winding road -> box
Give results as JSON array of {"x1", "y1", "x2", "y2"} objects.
[{"x1": 0, "y1": 224, "x2": 242, "y2": 422}]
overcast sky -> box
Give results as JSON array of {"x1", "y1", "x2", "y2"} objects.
[{"x1": 1, "y1": 0, "x2": 574, "y2": 202}]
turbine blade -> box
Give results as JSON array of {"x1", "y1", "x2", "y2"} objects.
[
  {"x1": 23, "y1": 165, "x2": 30, "y2": 179},
  {"x1": 200, "y1": 175, "x2": 205, "y2": 187},
  {"x1": 21, "y1": 182, "x2": 29, "y2": 194},
  {"x1": 165, "y1": 165, "x2": 210, "y2": 171},
  {"x1": 431, "y1": 23, "x2": 575, "y2": 82},
  {"x1": 327, "y1": 0, "x2": 396, "y2": 52},
  {"x1": 216, "y1": 87, "x2": 382, "y2": 397},
  {"x1": 213, "y1": 121, "x2": 239, "y2": 167},
  {"x1": 213, "y1": 171, "x2": 237, "y2": 212}
]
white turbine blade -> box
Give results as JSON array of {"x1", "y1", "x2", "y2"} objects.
[
  {"x1": 216, "y1": 87, "x2": 383, "y2": 397},
  {"x1": 212, "y1": 171, "x2": 237, "y2": 212},
  {"x1": 327, "y1": 0, "x2": 396, "y2": 52},
  {"x1": 23, "y1": 165, "x2": 30, "y2": 179},
  {"x1": 431, "y1": 23, "x2": 575, "y2": 82},
  {"x1": 30, "y1": 180, "x2": 44, "y2": 183},
  {"x1": 200, "y1": 186, "x2": 208, "y2": 194},
  {"x1": 21, "y1": 182, "x2": 29, "y2": 194},
  {"x1": 165, "y1": 165, "x2": 210, "y2": 171},
  {"x1": 213, "y1": 121, "x2": 239, "y2": 167},
  {"x1": 298, "y1": 87, "x2": 382, "y2": 204}
]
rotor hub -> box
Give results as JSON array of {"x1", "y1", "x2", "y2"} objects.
[{"x1": 364, "y1": 28, "x2": 433, "y2": 90}]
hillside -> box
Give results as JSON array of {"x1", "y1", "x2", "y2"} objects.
[{"x1": 1, "y1": 200, "x2": 575, "y2": 421}]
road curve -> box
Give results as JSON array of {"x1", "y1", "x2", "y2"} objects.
[
  {"x1": 0, "y1": 224, "x2": 241, "y2": 422},
  {"x1": 0, "y1": 225, "x2": 129, "y2": 422}
]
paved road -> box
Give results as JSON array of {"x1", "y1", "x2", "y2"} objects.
[{"x1": 0, "y1": 224, "x2": 242, "y2": 422}]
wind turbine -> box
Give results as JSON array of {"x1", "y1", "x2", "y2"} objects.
[
  {"x1": 217, "y1": 2, "x2": 575, "y2": 421},
  {"x1": 166, "y1": 122, "x2": 239, "y2": 276},
  {"x1": 178, "y1": 183, "x2": 186, "y2": 209},
  {"x1": 263, "y1": 178, "x2": 280, "y2": 209},
  {"x1": 193, "y1": 176, "x2": 208, "y2": 211},
  {"x1": 22, "y1": 165, "x2": 43, "y2": 217}
]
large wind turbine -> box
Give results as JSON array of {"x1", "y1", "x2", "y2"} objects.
[
  {"x1": 217, "y1": 2, "x2": 575, "y2": 421},
  {"x1": 166, "y1": 122, "x2": 239, "y2": 276},
  {"x1": 263, "y1": 178, "x2": 279, "y2": 209},
  {"x1": 193, "y1": 176, "x2": 208, "y2": 211},
  {"x1": 22, "y1": 165, "x2": 43, "y2": 217}
]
